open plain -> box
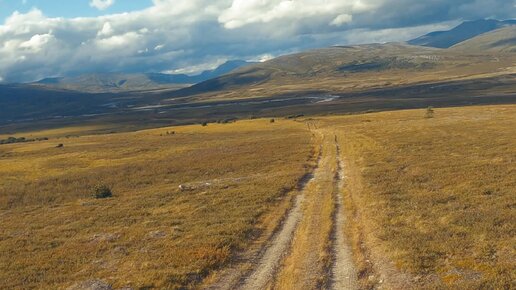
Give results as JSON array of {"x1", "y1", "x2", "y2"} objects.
[{"x1": 1, "y1": 104, "x2": 514, "y2": 289}]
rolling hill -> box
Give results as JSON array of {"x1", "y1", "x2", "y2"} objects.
[
  {"x1": 34, "y1": 73, "x2": 188, "y2": 93},
  {"x1": 173, "y1": 40, "x2": 515, "y2": 101},
  {"x1": 450, "y1": 26, "x2": 516, "y2": 53},
  {"x1": 408, "y1": 19, "x2": 516, "y2": 48}
]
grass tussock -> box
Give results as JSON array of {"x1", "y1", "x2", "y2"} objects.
[
  {"x1": 0, "y1": 119, "x2": 313, "y2": 289},
  {"x1": 322, "y1": 105, "x2": 516, "y2": 289}
]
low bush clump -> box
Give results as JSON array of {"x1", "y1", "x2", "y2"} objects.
[
  {"x1": 93, "y1": 184, "x2": 113, "y2": 199},
  {"x1": 0, "y1": 136, "x2": 34, "y2": 145}
]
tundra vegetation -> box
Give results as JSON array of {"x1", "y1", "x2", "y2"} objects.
[
  {"x1": 322, "y1": 105, "x2": 515, "y2": 289},
  {"x1": 0, "y1": 119, "x2": 313, "y2": 289},
  {"x1": 0, "y1": 105, "x2": 514, "y2": 289}
]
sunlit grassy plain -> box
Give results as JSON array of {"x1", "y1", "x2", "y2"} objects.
[
  {"x1": 0, "y1": 119, "x2": 314, "y2": 289},
  {"x1": 322, "y1": 105, "x2": 515, "y2": 289},
  {"x1": 1, "y1": 104, "x2": 514, "y2": 289}
]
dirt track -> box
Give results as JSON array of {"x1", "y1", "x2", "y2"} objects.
[
  {"x1": 206, "y1": 129, "x2": 358, "y2": 290},
  {"x1": 239, "y1": 193, "x2": 305, "y2": 290},
  {"x1": 330, "y1": 138, "x2": 358, "y2": 290}
]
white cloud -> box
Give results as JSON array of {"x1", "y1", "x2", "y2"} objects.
[
  {"x1": 342, "y1": 22, "x2": 459, "y2": 45},
  {"x1": 19, "y1": 33, "x2": 55, "y2": 52},
  {"x1": 163, "y1": 58, "x2": 226, "y2": 75},
  {"x1": 248, "y1": 53, "x2": 275, "y2": 63},
  {"x1": 258, "y1": 54, "x2": 274, "y2": 62},
  {"x1": 97, "y1": 22, "x2": 114, "y2": 37},
  {"x1": 95, "y1": 31, "x2": 141, "y2": 50},
  {"x1": 90, "y1": 0, "x2": 115, "y2": 11},
  {"x1": 331, "y1": 14, "x2": 353, "y2": 26},
  {"x1": 219, "y1": 0, "x2": 372, "y2": 29},
  {"x1": 0, "y1": 0, "x2": 512, "y2": 82}
]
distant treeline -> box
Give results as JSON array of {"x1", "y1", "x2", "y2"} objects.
[{"x1": 0, "y1": 136, "x2": 48, "y2": 145}]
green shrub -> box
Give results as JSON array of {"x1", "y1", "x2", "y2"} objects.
[{"x1": 94, "y1": 184, "x2": 113, "y2": 199}]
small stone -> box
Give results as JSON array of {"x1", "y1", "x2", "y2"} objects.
[
  {"x1": 147, "y1": 230, "x2": 167, "y2": 239},
  {"x1": 90, "y1": 233, "x2": 120, "y2": 243}
]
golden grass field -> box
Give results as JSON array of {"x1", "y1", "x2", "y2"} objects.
[
  {"x1": 322, "y1": 105, "x2": 515, "y2": 289},
  {"x1": 0, "y1": 119, "x2": 314, "y2": 289},
  {"x1": 1, "y1": 104, "x2": 514, "y2": 289}
]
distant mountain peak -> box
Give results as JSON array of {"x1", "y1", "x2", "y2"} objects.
[{"x1": 408, "y1": 19, "x2": 516, "y2": 48}]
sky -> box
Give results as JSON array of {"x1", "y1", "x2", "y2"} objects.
[{"x1": 0, "y1": 0, "x2": 514, "y2": 82}]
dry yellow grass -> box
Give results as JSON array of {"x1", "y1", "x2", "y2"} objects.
[
  {"x1": 320, "y1": 105, "x2": 516, "y2": 289},
  {"x1": 0, "y1": 119, "x2": 313, "y2": 289},
  {"x1": 274, "y1": 131, "x2": 336, "y2": 289},
  {"x1": 2, "y1": 104, "x2": 514, "y2": 289}
]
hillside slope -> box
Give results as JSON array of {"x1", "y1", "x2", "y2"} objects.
[
  {"x1": 408, "y1": 19, "x2": 516, "y2": 48},
  {"x1": 174, "y1": 41, "x2": 515, "y2": 101},
  {"x1": 450, "y1": 26, "x2": 516, "y2": 53}
]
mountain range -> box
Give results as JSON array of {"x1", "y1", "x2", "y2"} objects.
[
  {"x1": 24, "y1": 19, "x2": 516, "y2": 95},
  {"x1": 1, "y1": 19, "x2": 515, "y2": 126},
  {"x1": 32, "y1": 60, "x2": 254, "y2": 93},
  {"x1": 174, "y1": 22, "x2": 516, "y2": 100},
  {"x1": 408, "y1": 19, "x2": 516, "y2": 48}
]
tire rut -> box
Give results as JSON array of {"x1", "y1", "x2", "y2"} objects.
[
  {"x1": 205, "y1": 143, "x2": 322, "y2": 290},
  {"x1": 237, "y1": 146, "x2": 322, "y2": 290},
  {"x1": 330, "y1": 136, "x2": 358, "y2": 290},
  {"x1": 239, "y1": 193, "x2": 305, "y2": 290},
  {"x1": 205, "y1": 131, "x2": 358, "y2": 290}
]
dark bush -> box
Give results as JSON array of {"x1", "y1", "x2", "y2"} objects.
[
  {"x1": 270, "y1": 118, "x2": 275, "y2": 123},
  {"x1": 285, "y1": 114, "x2": 304, "y2": 119},
  {"x1": 94, "y1": 184, "x2": 113, "y2": 199},
  {"x1": 56, "y1": 144, "x2": 64, "y2": 148},
  {"x1": 201, "y1": 122, "x2": 208, "y2": 127},
  {"x1": 0, "y1": 136, "x2": 35, "y2": 145}
]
